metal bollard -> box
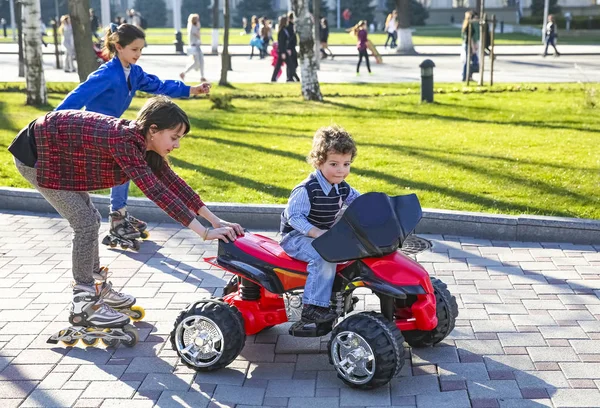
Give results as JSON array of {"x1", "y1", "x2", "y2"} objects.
[
  {"x1": 500, "y1": 21, "x2": 504, "y2": 34},
  {"x1": 174, "y1": 31, "x2": 184, "y2": 53},
  {"x1": 419, "y1": 59, "x2": 435, "y2": 103}
]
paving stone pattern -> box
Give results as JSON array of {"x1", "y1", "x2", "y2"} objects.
[{"x1": 0, "y1": 211, "x2": 599, "y2": 407}]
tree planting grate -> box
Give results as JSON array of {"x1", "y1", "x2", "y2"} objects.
[{"x1": 400, "y1": 235, "x2": 431, "y2": 256}]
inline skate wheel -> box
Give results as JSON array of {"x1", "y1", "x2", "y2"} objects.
[
  {"x1": 140, "y1": 230, "x2": 150, "y2": 239},
  {"x1": 101, "y1": 328, "x2": 119, "y2": 348},
  {"x1": 122, "y1": 324, "x2": 139, "y2": 348},
  {"x1": 82, "y1": 337, "x2": 100, "y2": 347},
  {"x1": 59, "y1": 330, "x2": 78, "y2": 347},
  {"x1": 129, "y1": 305, "x2": 145, "y2": 322},
  {"x1": 132, "y1": 240, "x2": 141, "y2": 251}
]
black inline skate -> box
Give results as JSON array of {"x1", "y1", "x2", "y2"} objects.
[
  {"x1": 127, "y1": 212, "x2": 149, "y2": 239},
  {"x1": 47, "y1": 283, "x2": 139, "y2": 348},
  {"x1": 102, "y1": 210, "x2": 142, "y2": 251},
  {"x1": 93, "y1": 267, "x2": 145, "y2": 322}
]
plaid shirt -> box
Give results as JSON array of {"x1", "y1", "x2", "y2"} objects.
[{"x1": 34, "y1": 110, "x2": 204, "y2": 227}]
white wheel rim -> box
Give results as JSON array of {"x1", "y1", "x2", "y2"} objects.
[
  {"x1": 330, "y1": 331, "x2": 376, "y2": 385},
  {"x1": 175, "y1": 315, "x2": 225, "y2": 367}
]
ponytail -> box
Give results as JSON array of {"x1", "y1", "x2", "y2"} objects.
[{"x1": 102, "y1": 23, "x2": 145, "y2": 60}]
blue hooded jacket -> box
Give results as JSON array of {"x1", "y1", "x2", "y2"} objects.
[{"x1": 55, "y1": 57, "x2": 191, "y2": 117}]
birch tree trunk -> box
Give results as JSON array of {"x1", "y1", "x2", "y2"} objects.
[
  {"x1": 291, "y1": 0, "x2": 322, "y2": 101},
  {"x1": 22, "y1": 0, "x2": 47, "y2": 105},
  {"x1": 219, "y1": 0, "x2": 230, "y2": 85},
  {"x1": 68, "y1": 0, "x2": 98, "y2": 82},
  {"x1": 212, "y1": 0, "x2": 219, "y2": 54},
  {"x1": 396, "y1": 0, "x2": 415, "y2": 54}
]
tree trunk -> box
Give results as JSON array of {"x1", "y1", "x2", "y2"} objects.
[
  {"x1": 68, "y1": 0, "x2": 98, "y2": 82},
  {"x1": 212, "y1": 0, "x2": 219, "y2": 54},
  {"x1": 396, "y1": 0, "x2": 415, "y2": 54},
  {"x1": 219, "y1": 0, "x2": 229, "y2": 85},
  {"x1": 22, "y1": 0, "x2": 47, "y2": 105},
  {"x1": 291, "y1": 0, "x2": 322, "y2": 102},
  {"x1": 313, "y1": 0, "x2": 320, "y2": 70},
  {"x1": 16, "y1": 1, "x2": 25, "y2": 77}
]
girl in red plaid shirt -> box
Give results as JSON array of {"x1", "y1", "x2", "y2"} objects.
[{"x1": 9, "y1": 96, "x2": 243, "y2": 330}]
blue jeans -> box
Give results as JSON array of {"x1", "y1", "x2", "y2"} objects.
[
  {"x1": 110, "y1": 181, "x2": 130, "y2": 212},
  {"x1": 280, "y1": 231, "x2": 337, "y2": 308}
]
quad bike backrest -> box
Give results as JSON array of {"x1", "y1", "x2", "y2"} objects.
[{"x1": 312, "y1": 192, "x2": 422, "y2": 263}]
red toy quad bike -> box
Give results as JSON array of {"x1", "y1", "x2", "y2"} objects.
[{"x1": 170, "y1": 193, "x2": 458, "y2": 389}]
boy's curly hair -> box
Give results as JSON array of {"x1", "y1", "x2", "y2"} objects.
[{"x1": 307, "y1": 125, "x2": 357, "y2": 168}]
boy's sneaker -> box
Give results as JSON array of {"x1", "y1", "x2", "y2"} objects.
[{"x1": 301, "y1": 304, "x2": 337, "y2": 323}]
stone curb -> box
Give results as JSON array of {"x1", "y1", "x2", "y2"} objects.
[{"x1": 1, "y1": 187, "x2": 599, "y2": 244}]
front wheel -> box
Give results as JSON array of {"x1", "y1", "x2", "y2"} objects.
[
  {"x1": 402, "y1": 277, "x2": 458, "y2": 348},
  {"x1": 170, "y1": 299, "x2": 246, "y2": 371},
  {"x1": 328, "y1": 312, "x2": 405, "y2": 389}
]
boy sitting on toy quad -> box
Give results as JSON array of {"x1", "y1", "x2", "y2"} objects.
[{"x1": 280, "y1": 125, "x2": 360, "y2": 324}]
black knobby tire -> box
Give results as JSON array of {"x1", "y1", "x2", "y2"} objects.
[
  {"x1": 170, "y1": 299, "x2": 246, "y2": 371},
  {"x1": 328, "y1": 312, "x2": 406, "y2": 389},
  {"x1": 402, "y1": 277, "x2": 458, "y2": 348}
]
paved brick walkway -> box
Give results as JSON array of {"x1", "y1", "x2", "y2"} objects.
[{"x1": 0, "y1": 210, "x2": 599, "y2": 408}]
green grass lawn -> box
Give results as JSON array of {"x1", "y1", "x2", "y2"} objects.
[
  {"x1": 0, "y1": 83, "x2": 598, "y2": 219},
  {"x1": 144, "y1": 26, "x2": 542, "y2": 45},
  {"x1": 3, "y1": 25, "x2": 599, "y2": 45},
  {"x1": 142, "y1": 26, "x2": 600, "y2": 45}
]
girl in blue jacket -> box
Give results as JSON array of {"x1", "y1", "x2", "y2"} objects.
[{"x1": 56, "y1": 23, "x2": 210, "y2": 251}]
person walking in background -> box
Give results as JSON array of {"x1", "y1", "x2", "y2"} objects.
[
  {"x1": 90, "y1": 8, "x2": 101, "y2": 41},
  {"x1": 354, "y1": 21, "x2": 371, "y2": 76},
  {"x1": 270, "y1": 41, "x2": 285, "y2": 81},
  {"x1": 59, "y1": 15, "x2": 76, "y2": 72},
  {"x1": 384, "y1": 10, "x2": 398, "y2": 49},
  {"x1": 40, "y1": 19, "x2": 48, "y2": 47},
  {"x1": 461, "y1": 10, "x2": 477, "y2": 81},
  {"x1": 286, "y1": 12, "x2": 300, "y2": 82},
  {"x1": 249, "y1": 15, "x2": 261, "y2": 59},
  {"x1": 342, "y1": 8, "x2": 352, "y2": 29},
  {"x1": 241, "y1": 17, "x2": 249, "y2": 35},
  {"x1": 55, "y1": 23, "x2": 210, "y2": 248},
  {"x1": 543, "y1": 14, "x2": 560, "y2": 57},
  {"x1": 180, "y1": 13, "x2": 206, "y2": 82},
  {"x1": 260, "y1": 18, "x2": 271, "y2": 59},
  {"x1": 320, "y1": 18, "x2": 333, "y2": 59},
  {"x1": 271, "y1": 15, "x2": 288, "y2": 82},
  {"x1": 1, "y1": 18, "x2": 6, "y2": 38},
  {"x1": 127, "y1": 9, "x2": 142, "y2": 29}
]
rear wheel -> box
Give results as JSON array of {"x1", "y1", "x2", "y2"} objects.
[
  {"x1": 170, "y1": 299, "x2": 246, "y2": 371},
  {"x1": 402, "y1": 277, "x2": 458, "y2": 348},
  {"x1": 328, "y1": 312, "x2": 405, "y2": 389}
]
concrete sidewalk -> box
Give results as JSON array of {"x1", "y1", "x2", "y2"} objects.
[
  {"x1": 0, "y1": 209, "x2": 598, "y2": 407},
  {"x1": 1, "y1": 43, "x2": 600, "y2": 57}
]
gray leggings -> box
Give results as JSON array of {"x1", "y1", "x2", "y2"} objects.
[{"x1": 15, "y1": 158, "x2": 100, "y2": 285}]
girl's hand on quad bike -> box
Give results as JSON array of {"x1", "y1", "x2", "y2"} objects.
[
  {"x1": 206, "y1": 226, "x2": 238, "y2": 243},
  {"x1": 190, "y1": 83, "x2": 211, "y2": 96},
  {"x1": 212, "y1": 219, "x2": 244, "y2": 237}
]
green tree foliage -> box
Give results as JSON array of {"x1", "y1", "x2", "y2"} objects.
[
  {"x1": 235, "y1": 0, "x2": 275, "y2": 24},
  {"x1": 134, "y1": 0, "x2": 166, "y2": 28},
  {"x1": 181, "y1": 0, "x2": 212, "y2": 27},
  {"x1": 340, "y1": 0, "x2": 375, "y2": 26},
  {"x1": 385, "y1": 0, "x2": 429, "y2": 26},
  {"x1": 530, "y1": 0, "x2": 561, "y2": 18}
]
